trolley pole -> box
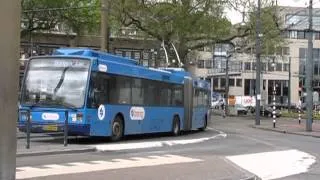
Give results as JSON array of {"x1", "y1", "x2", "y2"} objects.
[
  {"x1": 306, "y1": 0, "x2": 313, "y2": 131},
  {"x1": 0, "y1": 0, "x2": 21, "y2": 179}
]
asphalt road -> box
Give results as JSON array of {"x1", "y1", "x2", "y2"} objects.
[{"x1": 16, "y1": 115, "x2": 320, "y2": 180}]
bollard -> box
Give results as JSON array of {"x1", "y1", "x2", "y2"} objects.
[
  {"x1": 64, "y1": 111, "x2": 68, "y2": 147},
  {"x1": 298, "y1": 107, "x2": 301, "y2": 124},
  {"x1": 26, "y1": 110, "x2": 31, "y2": 149},
  {"x1": 272, "y1": 86, "x2": 276, "y2": 128}
]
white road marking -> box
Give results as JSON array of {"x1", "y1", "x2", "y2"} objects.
[
  {"x1": 95, "y1": 128, "x2": 227, "y2": 151},
  {"x1": 226, "y1": 149, "x2": 316, "y2": 180},
  {"x1": 16, "y1": 154, "x2": 202, "y2": 179}
]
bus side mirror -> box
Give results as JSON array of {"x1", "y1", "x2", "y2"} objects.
[{"x1": 89, "y1": 90, "x2": 99, "y2": 108}]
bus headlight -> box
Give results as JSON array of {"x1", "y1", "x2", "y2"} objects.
[{"x1": 76, "y1": 113, "x2": 83, "y2": 121}]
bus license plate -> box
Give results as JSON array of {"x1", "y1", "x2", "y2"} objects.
[{"x1": 43, "y1": 125, "x2": 58, "y2": 131}]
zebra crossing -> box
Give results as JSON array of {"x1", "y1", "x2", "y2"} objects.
[
  {"x1": 16, "y1": 154, "x2": 202, "y2": 179},
  {"x1": 16, "y1": 149, "x2": 316, "y2": 180}
]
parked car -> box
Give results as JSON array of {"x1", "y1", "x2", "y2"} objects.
[
  {"x1": 235, "y1": 104, "x2": 248, "y2": 115},
  {"x1": 260, "y1": 106, "x2": 281, "y2": 117}
]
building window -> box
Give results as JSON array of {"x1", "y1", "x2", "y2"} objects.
[
  {"x1": 244, "y1": 62, "x2": 251, "y2": 70},
  {"x1": 283, "y1": 63, "x2": 289, "y2": 71},
  {"x1": 314, "y1": 31, "x2": 320, "y2": 40},
  {"x1": 197, "y1": 60, "x2": 205, "y2": 68},
  {"x1": 297, "y1": 31, "x2": 305, "y2": 39},
  {"x1": 268, "y1": 62, "x2": 275, "y2": 71},
  {"x1": 289, "y1": 30, "x2": 297, "y2": 39},
  {"x1": 252, "y1": 62, "x2": 256, "y2": 70},
  {"x1": 283, "y1": 47, "x2": 290, "y2": 55},
  {"x1": 315, "y1": 61, "x2": 319, "y2": 75},
  {"x1": 220, "y1": 78, "x2": 226, "y2": 88},
  {"x1": 276, "y1": 63, "x2": 282, "y2": 71},
  {"x1": 213, "y1": 78, "x2": 218, "y2": 89},
  {"x1": 205, "y1": 60, "x2": 212, "y2": 69},
  {"x1": 229, "y1": 79, "x2": 235, "y2": 86},
  {"x1": 299, "y1": 48, "x2": 307, "y2": 59},
  {"x1": 236, "y1": 79, "x2": 242, "y2": 87}
]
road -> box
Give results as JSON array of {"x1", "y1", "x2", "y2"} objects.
[{"x1": 16, "y1": 115, "x2": 320, "y2": 180}]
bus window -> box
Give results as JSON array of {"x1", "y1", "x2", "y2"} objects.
[
  {"x1": 108, "y1": 76, "x2": 131, "y2": 105},
  {"x1": 132, "y1": 78, "x2": 144, "y2": 105},
  {"x1": 172, "y1": 85, "x2": 183, "y2": 106}
]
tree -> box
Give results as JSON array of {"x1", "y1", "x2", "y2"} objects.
[
  {"x1": 227, "y1": 0, "x2": 285, "y2": 55},
  {"x1": 21, "y1": 0, "x2": 101, "y2": 38},
  {"x1": 111, "y1": 0, "x2": 284, "y2": 66},
  {"x1": 111, "y1": 0, "x2": 234, "y2": 65},
  {"x1": 60, "y1": 0, "x2": 100, "y2": 35}
]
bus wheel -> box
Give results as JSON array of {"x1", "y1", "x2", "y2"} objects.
[
  {"x1": 111, "y1": 116, "x2": 124, "y2": 141},
  {"x1": 199, "y1": 116, "x2": 207, "y2": 131},
  {"x1": 172, "y1": 116, "x2": 180, "y2": 136}
]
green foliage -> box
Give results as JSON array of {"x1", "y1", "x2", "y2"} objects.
[
  {"x1": 61, "y1": 0, "x2": 100, "y2": 35},
  {"x1": 21, "y1": 0, "x2": 101, "y2": 37},
  {"x1": 247, "y1": 6, "x2": 285, "y2": 54},
  {"x1": 111, "y1": 0, "x2": 233, "y2": 62}
]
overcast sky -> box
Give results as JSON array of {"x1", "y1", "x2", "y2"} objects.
[{"x1": 226, "y1": 0, "x2": 320, "y2": 24}]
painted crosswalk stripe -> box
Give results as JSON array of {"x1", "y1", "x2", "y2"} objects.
[
  {"x1": 16, "y1": 154, "x2": 202, "y2": 179},
  {"x1": 94, "y1": 130, "x2": 227, "y2": 151},
  {"x1": 226, "y1": 149, "x2": 316, "y2": 180}
]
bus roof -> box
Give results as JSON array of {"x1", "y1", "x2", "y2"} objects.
[
  {"x1": 53, "y1": 48, "x2": 138, "y2": 66},
  {"x1": 51, "y1": 48, "x2": 193, "y2": 84}
]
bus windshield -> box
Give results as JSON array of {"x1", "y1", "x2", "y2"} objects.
[{"x1": 20, "y1": 58, "x2": 90, "y2": 108}]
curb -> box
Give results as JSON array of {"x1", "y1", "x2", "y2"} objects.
[
  {"x1": 17, "y1": 147, "x2": 96, "y2": 157},
  {"x1": 240, "y1": 175, "x2": 261, "y2": 180},
  {"x1": 17, "y1": 132, "x2": 64, "y2": 139},
  {"x1": 251, "y1": 125, "x2": 320, "y2": 138}
]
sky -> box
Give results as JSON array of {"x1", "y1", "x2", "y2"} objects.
[{"x1": 226, "y1": 0, "x2": 320, "y2": 24}]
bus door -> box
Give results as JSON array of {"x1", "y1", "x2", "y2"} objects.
[
  {"x1": 86, "y1": 73, "x2": 110, "y2": 136},
  {"x1": 193, "y1": 88, "x2": 201, "y2": 128},
  {"x1": 89, "y1": 74, "x2": 142, "y2": 136},
  {"x1": 183, "y1": 78, "x2": 193, "y2": 131}
]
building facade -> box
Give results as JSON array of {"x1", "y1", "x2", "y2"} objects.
[{"x1": 189, "y1": 6, "x2": 320, "y2": 106}]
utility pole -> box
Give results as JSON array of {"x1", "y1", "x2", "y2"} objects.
[
  {"x1": 288, "y1": 57, "x2": 291, "y2": 111},
  {"x1": 306, "y1": 0, "x2": 313, "y2": 131},
  {"x1": 0, "y1": 0, "x2": 20, "y2": 179},
  {"x1": 225, "y1": 54, "x2": 230, "y2": 116},
  {"x1": 100, "y1": 0, "x2": 109, "y2": 52},
  {"x1": 255, "y1": 0, "x2": 262, "y2": 125}
]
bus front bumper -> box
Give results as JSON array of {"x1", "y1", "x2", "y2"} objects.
[{"x1": 17, "y1": 122, "x2": 91, "y2": 136}]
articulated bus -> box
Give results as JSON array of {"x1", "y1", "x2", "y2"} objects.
[{"x1": 18, "y1": 48, "x2": 210, "y2": 141}]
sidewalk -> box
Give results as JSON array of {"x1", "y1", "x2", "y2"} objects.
[
  {"x1": 16, "y1": 134, "x2": 95, "y2": 157},
  {"x1": 252, "y1": 118, "x2": 320, "y2": 138}
]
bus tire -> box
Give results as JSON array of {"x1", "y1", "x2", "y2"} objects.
[
  {"x1": 172, "y1": 116, "x2": 180, "y2": 136},
  {"x1": 111, "y1": 116, "x2": 124, "y2": 141},
  {"x1": 199, "y1": 115, "x2": 207, "y2": 131}
]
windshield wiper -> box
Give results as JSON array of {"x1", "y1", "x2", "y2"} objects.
[{"x1": 53, "y1": 66, "x2": 70, "y2": 96}]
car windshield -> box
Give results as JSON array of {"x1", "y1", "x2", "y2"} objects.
[{"x1": 20, "y1": 58, "x2": 90, "y2": 108}]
